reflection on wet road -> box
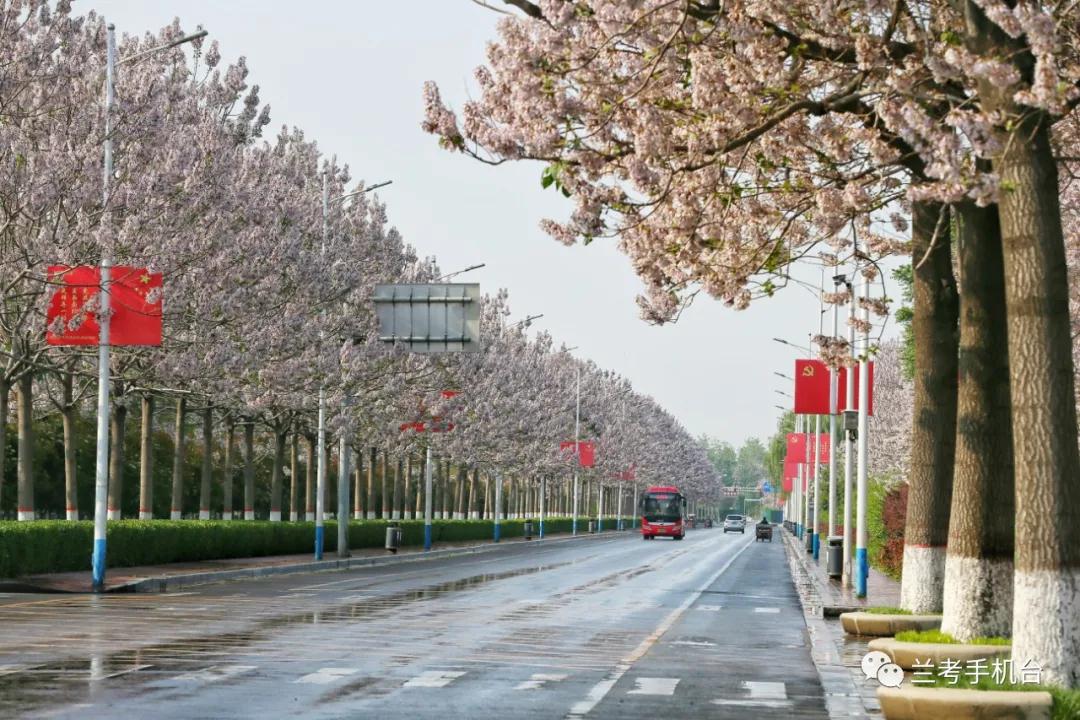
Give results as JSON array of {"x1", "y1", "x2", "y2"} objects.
[{"x1": 0, "y1": 529, "x2": 827, "y2": 719}]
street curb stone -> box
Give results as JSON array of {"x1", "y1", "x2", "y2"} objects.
[
  {"x1": 876, "y1": 686, "x2": 1052, "y2": 720},
  {"x1": 840, "y1": 612, "x2": 942, "y2": 637},
  {"x1": 867, "y1": 637, "x2": 1011, "y2": 670}
]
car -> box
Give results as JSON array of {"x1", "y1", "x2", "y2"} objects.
[{"x1": 723, "y1": 514, "x2": 745, "y2": 534}]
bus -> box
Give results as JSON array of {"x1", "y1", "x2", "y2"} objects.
[{"x1": 639, "y1": 485, "x2": 687, "y2": 540}]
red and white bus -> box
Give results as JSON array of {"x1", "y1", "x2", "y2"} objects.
[{"x1": 639, "y1": 485, "x2": 687, "y2": 540}]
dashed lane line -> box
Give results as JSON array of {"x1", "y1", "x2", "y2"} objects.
[{"x1": 627, "y1": 677, "x2": 680, "y2": 696}]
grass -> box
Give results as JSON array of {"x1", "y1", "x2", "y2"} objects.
[
  {"x1": 924, "y1": 673, "x2": 1080, "y2": 720},
  {"x1": 895, "y1": 629, "x2": 1011, "y2": 645},
  {"x1": 863, "y1": 606, "x2": 912, "y2": 615}
]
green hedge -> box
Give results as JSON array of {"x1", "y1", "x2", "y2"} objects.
[{"x1": 0, "y1": 516, "x2": 624, "y2": 579}]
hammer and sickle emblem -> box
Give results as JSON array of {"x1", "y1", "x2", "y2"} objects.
[{"x1": 802, "y1": 365, "x2": 815, "y2": 377}]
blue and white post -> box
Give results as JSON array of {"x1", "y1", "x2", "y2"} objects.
[
  {"x1": 494, "y1": 473, "x2": 502, "y2": 542},
  {"x1": 855, "y1": 275, "x2": 871, "y2": 598},
  {"x1": 571, "y1": 367, "x2": 580, "y2": 535},
  {"x1": 91, "y1": 23, "x2": 117, "y2": 592},
  {"x1": 812, "y1": 412, "x2": 821, "y2": 561},
  {"x1": 597, "y1": 482, "x2": 604, "y2": 532},
  {"x1": 314, "y1": 387, "x2": 326, "y2": 560},
  {"x1": 423, "y1": 446, "x2": 433, "y2": 551}
]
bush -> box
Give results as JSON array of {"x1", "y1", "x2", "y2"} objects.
[
  {"x1": 0, "y1": 515, "x2": 600, "y2": 578},
  {"x1": 895, "y1": 629, "x2": 1010, "y2": 645},
  {"x1": 867, "y1": 478, "x2": 907, "y2": 580}
]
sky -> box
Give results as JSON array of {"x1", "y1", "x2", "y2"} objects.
[{"x1": 84, "y1": 0, "x2": 898, "y2": 448}]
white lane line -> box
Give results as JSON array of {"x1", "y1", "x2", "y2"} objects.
[
  {"x1": 295, "y1": 667, "x2": 358, "y2": 685},
  {"x1": 697, "y1": 605, "x2": 722, "y2": 612},
  {"x1": 711, "y1": 681, "x2": 791, "y2": 708},
  {"x1": 175, "y1": 665, "x2": 256, "y2": 683},
  {"x1": 565, "y1": 536, "x2": 755, "y2": 718},
  {"x1": 403, "y1": 670, "x2": 466, "y2": 688},
  {"x1": 515, "y1": 673, "x2": 569, "y2": 690},
  {"x1": 671, "y1": 640, "x2": 716, "y2": 647},
  {"x1": 754, "y1": 607, "x2": 780, "y2": 614},
  {"x1": 627, "y1": 677, "x2": 680, "y2": 696},
  {"x1": 746, "y1": 681, "x2": 787, "y2": 699},
  {"x1": 104, "y1": 664, "x2": 153, "y2": 679}
]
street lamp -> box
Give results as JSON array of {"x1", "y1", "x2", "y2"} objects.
[
  {"x1": 510, "y1": 313, "x2": 543, "y2": 330},
  {"x1": 315, "y1": 178, "x2": 392, "y2": 561},
  {"x1": 772, "y1": 337, "x2": 812, "y2": 354},
  {"x1": 775, "y1": 389, "x2": 792, "y2": 399},
  {"x1": 436, "y1": 263, "x2": 485, "y2": 281},
  {"x1": 774, "y1": 372, "x2": 793, "y2": 381},
  {"x1": 92, "y1": 23, "x2": 209, "y2": 592}
]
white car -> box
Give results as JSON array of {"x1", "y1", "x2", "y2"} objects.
[{"x1": 723, "y1": 514, "x2": 746, "y2": 534}]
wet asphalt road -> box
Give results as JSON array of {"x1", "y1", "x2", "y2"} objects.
[{"x1": 0, "y1": 527, "x2": 828, "y2": 719}]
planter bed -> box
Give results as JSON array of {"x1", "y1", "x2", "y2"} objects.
[
  {"x1": 877, "y1": 685, "x2": 1052, "y2": 720},
  {"x1": 839, "y1": 611, "x2": 942, "y2": 637}
]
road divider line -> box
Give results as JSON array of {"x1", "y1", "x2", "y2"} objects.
[{"x1": 565, "y1": 535, "x2": 754, "y2": 718}]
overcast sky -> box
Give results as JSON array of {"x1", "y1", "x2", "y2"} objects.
[{"x1": 85, "y1": 0, "x2": 898, "y2": 448}]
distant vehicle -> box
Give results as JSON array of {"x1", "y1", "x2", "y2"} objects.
[
  {"x1": 639, "y1": 486, "x2": 687, "y2": 540},
  {"x1": 723, "y1": 514, "x2": 746, "y2": 534},
  {"x1": 704, "y1": 518, "x2": 714, "y2": 528}
]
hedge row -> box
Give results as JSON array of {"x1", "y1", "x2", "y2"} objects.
[{"x1": 0, "y1": 516, "x2": 629, "y2": 579}]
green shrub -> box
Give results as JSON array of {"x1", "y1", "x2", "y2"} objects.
[
  {"x1": 895, "y1": 629, "x2": 1011, "y2": 645},
  {"x1": 863, "y1": 606, "x2": 912, "y2": 615},
  {"x1": 926, "y1": 673, "x2": 1080, "y2": 720},
  {"x1": 0, "y1": 515, "x2": 605, "y2": 578}
]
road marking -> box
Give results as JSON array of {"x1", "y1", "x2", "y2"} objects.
[
  {"x1": 104, "y1": 664, "x2": 153, "y2": 679},
  {"x1": 175, "y1": 665, "x2": 256, "y2": 683},
  {"x1": 295, "y1": 667, "x2": 358, "y2": 685},
  {"x1": 671, "y1": 640, "x2": 716, "y2": 647},
  {"x1": 711, "y1": 681, "x2": 791, "y2": 708},
  {"x1": 754, "y1": 607, "x2": 780, "y2": 614},
  {"x1": 341, "y1": 594, "x2": 372, "y2": 603},
  {"x1": 627, "y1": 677, "x2": 679, "y2": 696},
  {"x1": 403, "y1": 670, "x2": 466, "y2": 688},
  {"x1": 515, "y1": 673, "x2": 569, "y2": 690},
  {"x1": 697, "y1": 604, "x2": 722, "y2": 612},
  {"x1": 565, "y1": 536, "x2": 755, "y2": 718}
]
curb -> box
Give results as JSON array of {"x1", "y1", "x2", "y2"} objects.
[
  {"x1": 876, "y1": 686, "x2": 1051, "y2": 720},
  {"x1": 840, "y1": 611, "x2": 942, "y2": 637},
  {"x1": 101, "y1": 529, "x2": 625, "y2": 593},
  {"x1": 867, "y1": 637, "x2": 1011, "y2": 671}
]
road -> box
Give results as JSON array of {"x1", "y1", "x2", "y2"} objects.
[{"x1": 0, "y1": 527, "x2": 829, "y2": 719}]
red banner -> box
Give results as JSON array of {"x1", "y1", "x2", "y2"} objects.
[
  {"x1": 46, "y1": 266, "x2": 162, "y2": 346},
  {"x1": 837, "y1": 363, "x2": 875, "y2": 416},
  {"x1": 782, "y1": 459, "x2": 800, "y2": 493},
  {"x1": 785, "y1": 433, "x2": 804, "y2": 461},
  {"x1": 560, "y1": 441, "x2": 595, "y2": 467},
  {"x1": 794, "y1": 359, "x2": 830, "y2": 414},
  {"x1": 791, "y1": 359, "x2": 874, "y2": 416}
]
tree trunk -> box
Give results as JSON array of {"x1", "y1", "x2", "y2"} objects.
[
  {"x1": 138, "y1": 395, "x2": 154, "y2": 519},
  {"x1": 305, "y1": 434, "x2": 316, "y2": 521},
  {"x1": 107, "y1": 397, "x2": 127, "y2": 519},
  {"x1": 223, "y1": 422, "x2": 235, "y2": 520},
  {"x1": 16, "y1": 372, "x2": 34, "y2": 521},
  {"x1": 899, "y1": 200, "x2": 959, "y2": 613},
  {"x1": 243, "y1": 422, "x2": 255, "y2": 520},
  {"x1": 289, "y1": 433, "x2": 300, "y2": 521},
  {"x1": 62, "y1": 372, "x2": 78, "y2": 520},
  {"x1": 941, "y1": 201, "x2": 1015, "y2": 640},
  {"x1": 963, "y1": 0, "x2": 1080, "y2": 684},
  {"x1": 353, "y1": 446, "x2": 364, "y2": 520},
  {"x1": 404, "y1": 455, "x2": 413, "y2": 518},
  {"x1": 170, "y1": 397, "x2": 187, "y2": 520},
  {"x1": 456, "y1": 466, "x2": 467, "y2": 519},
  {"x1": 270, "y1": 428, "x2": 286, "y2": 521},
  {"x1": 380, "y1": 449, "x2": 389, "y2": 519},
  {"x1": 468, "y1": 470, "x2": 478, "y2": 519},
  {"x1": 392, "y1": 456, "x2": 402, "y2": 520},
  {"x1": 199, "y1": 408, "x2": 213, "y2": 520},
  {"x1": 366, "y1": 447, "x2": 376, "y2": 519}
]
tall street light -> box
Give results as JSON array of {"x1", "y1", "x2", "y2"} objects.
[
  {"x1": 315, "y1": 177, "x2": 391, "y2": 561},
  {"x1": 563, "y1": 345, "x2": 582, "y2": 535},
  {"x1": 436, "y1": 263, "x2": 486, "y2": 281},
  {"x1": 92, "y1": 24, "x2": 209, "y2": 592}
]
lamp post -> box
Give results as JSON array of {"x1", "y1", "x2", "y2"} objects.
[
  {"x1": 315, "y1": 178, "x2": 391, "y2": 560},
  {"x1": 843, "y1": 279, "x2": 856, "y2": 587},
  {"x1": 436, "y1": 263, "x2": 485, "y2": 282},
  {"x1": 562, "y1": 345, "x2": 581, "y2": 536},
  {"x1": 855, "y1": 274, "x2": 871, "y2": 598},
  {"x1": 92, "y1": 23, "x2": 208, "y2": 592}
]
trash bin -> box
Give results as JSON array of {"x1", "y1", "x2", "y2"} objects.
[
  {"x1": 385, "y1": 525, "x2": 403, "y2": 554},
  {"x1": 827, "y1": 536, "x2": 843, "y2": 578},
  {"x1": 588, "y1": 520, "x2": 597, "y2": 534},
  {"x1": 523, "y1": 521, "x2": 534, "y2": 540},
  {"x1": 805, "y1": 531, "x2": 814, "y2": 553}
]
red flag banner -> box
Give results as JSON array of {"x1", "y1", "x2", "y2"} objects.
[
  {"x1": 793, "y1": 359, "x2": 830, "y2": 414},
  {"x1": 837, "y1": 362, "x2": 875, "y2": 416},
  {"x1": 785, "y1": 433, "x2": 805, "y2": 461},
  {"x1": 46, "y1": 266, "x2": 162, "y2": 346},
  {"x1": 560, "y1": 441, "x2": 595, "y2": 467},
  {"x1": 782, "y1": 459, "x2": 800, "y2": 493},
  {"x1": 813, "y1": 432, "x2": 831, "y2": 464}
]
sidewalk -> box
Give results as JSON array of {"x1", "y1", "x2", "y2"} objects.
[
  {"x1": 2, "y1": 529, "x2": 617, "y2": 595},
  {"x1": 783, "y1": 527, "x2": 902, "y2": 719}
]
